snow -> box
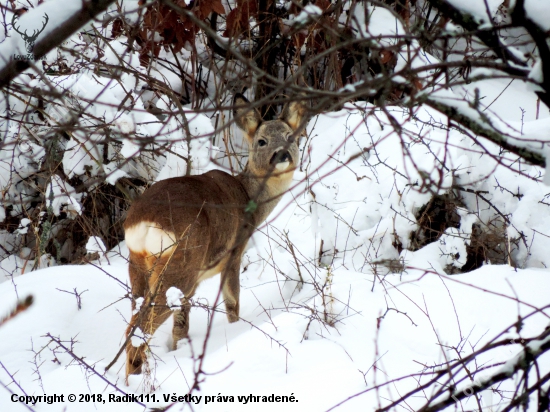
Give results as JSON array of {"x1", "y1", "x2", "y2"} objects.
[
  {"x1": 527, "y1": 331, "x2": 550, "y2": 354},
  {"x1": 0, "y1": 253, "x2": 548, "y2": 411},
  {"x1": 0, "y1": 1, "x2": 550, "y2": 411},
  {"x1": 155, "y1": 112, "x2": 214, "y2": 180},
  {"x1": 114, "y1": 114, "x2": 136, "y2": 135},
  {"x1": 0, "y1": 0, "x2": 85, "y2": 70},
  {"x1": 131, "y1": 327, "x2": 145, "y2": 348},
  {"x1": 2, "y1": 86, "x2": 550, "y2": 412},
  {"x1": 293, "y1": 5, "x2": 323, "y2": 25},
  {"x1": 524, "y1": 0, "x2": 550, "y2": 31},
  {"x1": 446, "y1": 0, "x2": 503, "y2": 25},
  {"x1": 14, "y1": 218, "x2": 31, "y2": 235},
  {"x1": 104, "y1": 168, "x2": 130, "y2": 185},
  {"x1": 47, "y1": 175, "x2": 82, "y2": 217},
  {"x1": 166, "y1": 287, "x2": 185, "y2": 310},
  {"x1": 529, "y1": 58, "x2": 544, "y2": 83},
  {"x1": 85, "y1": 237, "x2": 106, "y2": 254},
  {"x1": 133, "y1": 297, "x2": 144, "y2": 315}
]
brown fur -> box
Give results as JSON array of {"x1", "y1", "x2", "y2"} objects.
[{"x1": 123, "y1": 95, "x2": 308, "y2": 379}]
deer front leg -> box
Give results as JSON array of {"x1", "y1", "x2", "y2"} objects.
[
  {"x1": 172, "y1": 298, "x2": 191, "y2": 350},
  {"x1": 221, "y1": 250, "x2": 244, "y2": 323}
]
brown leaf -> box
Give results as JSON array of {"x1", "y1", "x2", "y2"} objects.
[
  {"x1": 413, "y1": 78, "x2": 424, "y2": 91},
  {"x1": 211, "y1": 0, "x2": 226, "y2": 15},
  {"x1": 380, "y1": 50, "x2": 395, "y2": 64},
  {"x1": 224, "y1": 5, "x2": 258, "y2": 37},
  {"x1": 224, "y1": 8, "x2": 245, "y2": 37},
  {"x1": 293, "y1": 32, "x2": 307, "y2": 50},
  {"x1": 314, "y1": 0, "x2": 331, "y2": 11},
  {"x1": 196, "y1": 0, "x2": 225, "y2": 20}
]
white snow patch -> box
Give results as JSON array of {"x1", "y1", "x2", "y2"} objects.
[
  {"x1": 114, "y1": 113, "x2": 136, "y2": 134},
  {"x1": 293, "y1": 5, "x2": 322, "y2": 25},
  {"x1": 15, "y1": 218, "x2": 31, "y2": 235},
  {"x1": 131, "y1": 327, "x2": 145, "y2": 347},
  {"x1": 133, "y1": 297, "x2": 144, "y2": 315},
  {"x1": 85, "y1": 236, "x2": 106, "y2": 254},
  {"x1": 166, "y1": 287, "x2": 184, "y2": 310},
  {"x1": 47, "y1": 175, "x2": 82, "y2": 217}
]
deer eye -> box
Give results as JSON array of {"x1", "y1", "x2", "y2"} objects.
[{"x1": 257, "y1": 139, "x2": 267, "y2": 147}]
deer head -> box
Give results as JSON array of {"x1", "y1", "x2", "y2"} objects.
[
  {"x1": 233, "y1": 94, "x2": 307, "y2": 219},
  {"x1": 12, "y1": 13, "x2": 49, "y2": 53}
]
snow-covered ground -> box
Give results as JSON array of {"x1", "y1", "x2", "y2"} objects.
[{"x1": 1, "y1": 250, "x2": 549, "y2": 412}]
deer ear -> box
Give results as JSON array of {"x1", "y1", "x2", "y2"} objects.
[
  {"x1": 234, "y1": 94, "x2": 261, "y2": 137},
  {"x1": 280, "y1": 100, "x2": 308, "y2": 131}
]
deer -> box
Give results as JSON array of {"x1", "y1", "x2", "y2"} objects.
[{"x1": 123, "y1": 94, "x2": 307, "y2": 379}]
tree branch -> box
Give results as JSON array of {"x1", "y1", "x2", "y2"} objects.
[
  {"x1": 426, "y1": 0, "x2": 528, "y2": 67},
  {"x1": 418, "y1": 95, "x2": 546, "y2": 167},
  {"x1": 510, "y1": 0, "x2": 550, "y2": 108},
  {"x1": 417, "y1": 324, "x2": 550, "y2": 412}
]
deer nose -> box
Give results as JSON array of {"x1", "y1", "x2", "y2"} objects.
[{"x1": 270, "y1": 150, "x2": 291, "y2": 165}]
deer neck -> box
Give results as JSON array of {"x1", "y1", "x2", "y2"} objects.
[{"x1": 237, "y1": 165, "x2": 294, "y2": 226}]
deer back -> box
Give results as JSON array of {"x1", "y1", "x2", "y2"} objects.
[{"x1": 124, "y1": 170, "x2": 251, "y2": 291}]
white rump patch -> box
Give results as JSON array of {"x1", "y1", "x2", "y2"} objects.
[
  {"x1": 275, "y1": 161, "x2": 290, "y2": 171},
  {"x1": 166, "y1": 287, "x2": 185, "y2": 311},
  {"x1": 125, "y1": 221, "x2": 177, "y2": 256}
]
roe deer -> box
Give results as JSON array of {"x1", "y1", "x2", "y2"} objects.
[{"x1": 123, "y1": 94, "x2": 307, "y2": 379}]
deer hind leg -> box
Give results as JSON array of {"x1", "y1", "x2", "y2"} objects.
[
  {"x1": 126, "y1": 251, "x2": 149, "y2": 377},
  {"x1": 125, "y1": 253, "x2": 173, "y2": 378},
  {"x1": 125, "y1": 301, "x2": 173, "y2": 378}
]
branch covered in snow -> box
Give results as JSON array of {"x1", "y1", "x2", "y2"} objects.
[
  {"x1": 418, "y1": 323, "x2": 550, "y2": 412},
  {"x1": 427, "y1": 0, "x2": 550, "y2": 108},
  {"x1": 426, "y1": 0, "x2": 528, "y2": 69},
  {"x1": 510, "y1": 0, "x2": 550, "y2": 106},
  {"x1": 419, "y1": 93, "x2": 547, "y2": 167}
]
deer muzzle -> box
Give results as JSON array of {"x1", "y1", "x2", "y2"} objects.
[{"x1": 270, "y1": 150, "x2": 292, "y2": 171}]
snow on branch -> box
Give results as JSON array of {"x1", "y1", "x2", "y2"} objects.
[
  {"x1": 418, "y1": 93, "x2": 547, "y2": 167},
  {"x1": 427, "y1": 0, "x2": 550, "y2": 109},
  {"x1": 426, "y1": 0, "x2": 528, "y2": 68},
  {"x1": 510, "y1": 0, "x2": 550, "y2": 105},
  {"x1": 418, "y1": 323, "x2": 550, "y2": 412}
]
